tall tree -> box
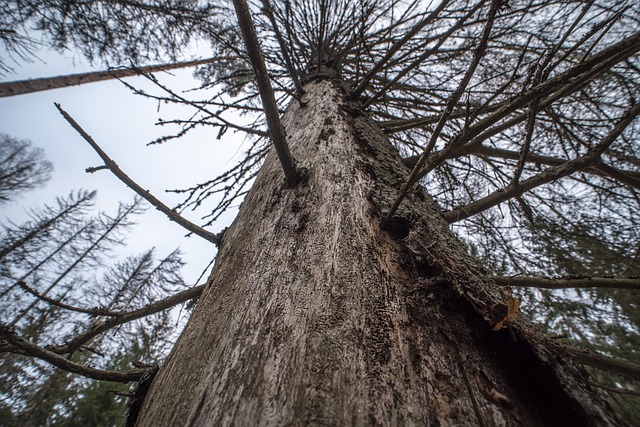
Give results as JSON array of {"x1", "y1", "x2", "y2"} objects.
[
  {"x1": 2, "y1": 0, "x2": 639, "y2": 425},
  {"x1": 0, "y1": 134, "x2": 52, "y2": 203},
  {"x1": 129, "y1": 0, "x2": 639, "y2": 424},
  {"x1": 0, "y1": 0, "x2": 230, "y2": 73},
  {"x1": 0, "y1": 57, "x2": 223, "y2": 98},
  {"x1": 0, "y1": 139, "x2": 192, "y2": 424}
]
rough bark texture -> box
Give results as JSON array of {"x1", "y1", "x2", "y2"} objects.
[{"x1": 135, "y1": 77, "x2": 619, "y2": 426}]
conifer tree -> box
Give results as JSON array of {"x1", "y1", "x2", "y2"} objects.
[{"x1": 1, "y1": 0, "x2": 639, "y2": 425}]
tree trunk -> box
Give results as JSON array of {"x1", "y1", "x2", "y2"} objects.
[
  {"x1": 135, "y1": 76, "x2": 619, "y2": 426},
  {"x1": 0, "y1": 57, "x2": 217, "y2": 98}
]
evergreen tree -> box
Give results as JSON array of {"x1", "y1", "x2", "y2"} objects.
[
  {"x1": 1, "y1": 0, "x2": 639, "y2": 425},
  {"x1": 0, "y1": 140, "x2": 191, "y2": 424}
]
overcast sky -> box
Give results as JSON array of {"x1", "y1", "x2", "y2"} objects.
[{"x1": 0, "y1": 47, "x2": 246, "y2": 286}]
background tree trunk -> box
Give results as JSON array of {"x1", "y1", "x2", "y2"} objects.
[
  {"x1": 135, "y1": 77, "x2": 619, "y2": 426},
  {"x1": 0, "y1": 57, "x2": 217, "y2": 98}
]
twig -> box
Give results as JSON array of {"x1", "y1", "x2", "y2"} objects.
[
  {"x1": 510, "y1": 98, "x2": 540, "y2": 185},
  {"x1": 54, "y1": 103, "x2": 223, "y2": 246}
]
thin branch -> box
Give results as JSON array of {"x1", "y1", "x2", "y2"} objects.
[
  {"x1": 510, "y1": 98, "x2": 540, "y2": 185},
  {"x1": 127, "y1": 73, "x2": 269, "y2": 140},
  {"x1": 351, "y1": 0, "x2": 451, "y2": 99},
  {"x1": 383, "y1": 0, "x2": 500, "y2": 225},
  {"x1": 0, "y1": 324, "x2": 147, "y2": 382},
  {"x1": 260, "y1": 0, "x2": 303, "y2": 95},
  {"x1": 592, "y1": 162, "x2": 640, "y2": 190},
  {"x1": 403, "y1": 142, "x2": 640, "y2": 191},
  {"x1": 569, "y1": 347, "x2": 640, "y2": 382},
  {"x1": 232, "y1": 0, "x2": 299, "y2": 184},
  {"x1": 444, "y1": 102, "x2": 640, "y2": 223},
  {"x1": 416, "y1": 30, "x2": 640, "y2": 179},
  {"x1": 17, "y1": 280, "x2": 122, "y2": 316},
  {"x1": 428, "y1": 145, "x2": 640, "y2": 190},
  {"x1": 491, "y1": 276, "x2": 640, "y2": 290},
  {"x1": 362, "y1": 0, "x2": 486, "y2": 109},
  {"x1": 47, "y1": 284, "x2": 204, "y2": 355},
  {"x1": 54, "y1": 103, "x2": 223, "y2": 246}
]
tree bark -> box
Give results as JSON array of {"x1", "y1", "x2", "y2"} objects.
[
  {"x1": 0, "y1": 57, "x2": 218, "y2": 98},
  {"x1": 135, "y1": 76, "x2": 620, "y2": 426}
]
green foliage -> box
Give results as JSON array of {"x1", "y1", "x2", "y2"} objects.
[
  {"x1": 512, "y1": 216, "x2": 640, "y2": 424},
  {"x1": 47, "y1": 344, "x2": 147, "y2": 427},
  {"x1": 0, "y1": 134, "x2": 52, "y2": 203},
  {"x1": 0, "y1": 140, "x2": 186, "y2": 425}
]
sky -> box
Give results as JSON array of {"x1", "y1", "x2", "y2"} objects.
[{"x1": 0, "y1": 48, "x2": 246, "y2": 286}]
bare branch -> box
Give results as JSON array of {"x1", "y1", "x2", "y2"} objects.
[
  {"x1": 444, "y1": 102, "x2": 640, "y2": 223},
  {"x1": 54, "y1": 103, "x2": 223, "y2": 246},
  {"x1": 405, "y1": 144, "x2": 640, "y2": 190},
  {"x1": 259, "y1": 0, "x2": 303, "y2": 96},
  {"x1": 0, "y1": 57, "x2": 224, "y2": 98},
  {"x1": 232, "y1": 0, "x2": 299, "y2": 184},
  {"x1": 351, "y1": 0, "x2": 452, "y2": 99},
  {"x1": 510, "y1": 98, "x2": 539, "y2": 185},
  {"x1": 384, "y1": 0, "x2": 500, "y2": 225},
  {"x1": 362, "y1": 0, "x2": 486, "y2": 109},
  {"x1": 417, "y1": 30, "x2": 640, "y2": 178},
  {"x1": 0, "y1": 324, "x2": 147, "y2": 382},
  {"x1": 491, "y1": 276, "x2": 640, "y2": 290},
  {"x1": 10, "y1": 198, "x2": 143, "y2": 326},
  {"x1": 569, "y1": 347, "x2": 640, "y2": 382},
  {"x1": 48, "y1": 284, "x2": 204, "y2": 355},
  {"x1": 17, "y1": 280, "x2": 121, "y2": 316}
]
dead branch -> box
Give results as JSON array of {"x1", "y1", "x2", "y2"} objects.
[
  {"x1": 0, "y1": 323, "x2": 147, "y2": 382},
  {"x1": 384, "y1": 0, "x2": 501, "y2": 226},
  {"x1": 401, "y1": 145, "x2": 640, "y2": 190},
  {"x1": 47, "y1": 284, "x2": 204, "y2": 355},
  {"x1": 259, "y1": 0, "x2": 303, "y2": 96},
  {"x1": 17, "y1": 280, "x2": 121, "y2": 316},
  {"x1": 232, "y1": 0, "x2": 299, "y2": 184},
  {"x1": 416, "y1": 31, "x2": 640, "y2": 179},
  {"x1": 444, "y1": 102, "x2": 640, "y2": 223},
  {"x1": 0, "y1": 57, "x2": 224, "y2": 98},
  {"x1": 491, "y1": 276, "x2": 640, "y2": 290},
  {"x1": 351, "y1": 0, "x2": 451, "y2": 99},
  {"x1": 569, "y1": 347, "x2": 640, "y2": 382},
  {"x1": 54, "y1": 103, "x2": 223, "y2": 246}
]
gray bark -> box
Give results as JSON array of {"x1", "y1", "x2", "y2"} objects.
[
  {"x1": 0, "y1": 57, "x2": 217, "y2": 98},
  {"x1": 135, "y1": 77, "x2": 619, "y2": 426}
]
